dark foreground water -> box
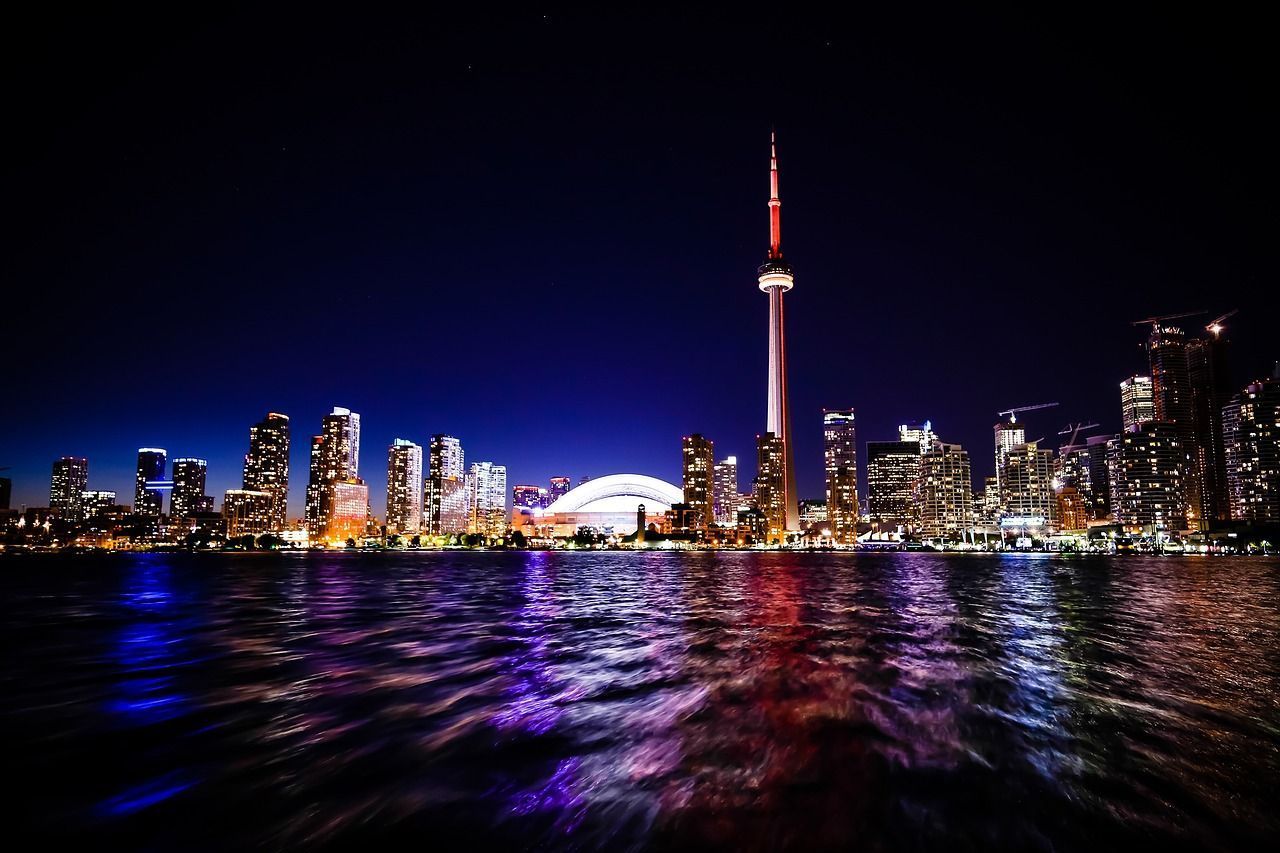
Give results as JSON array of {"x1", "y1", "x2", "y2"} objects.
[{"x1": 3, "y1": 552, "x2": 1279, "y2": 851}]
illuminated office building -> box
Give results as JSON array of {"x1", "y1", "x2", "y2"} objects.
[
  {"x1": 513, "y1": 484, "x2": 545, "y2": 510},
  {"x1": 917, "y1": 442, "x2": 972, "y2": 539},
  {"x1": 993, "y1": 421, "x2": 1025, "y2": 513},
  {"x1": 304, "y1": 407, "x2": 361, "y2": 540},
  {"x1": 134, "y1": 448, "x2": 167, "y2": 517},
  {"x1": 468, "y1": 461, "x2": 507, "y2": 538},
  {"x1": 170, "y1": 458, "x2": 211, "y2": 519},
  {"x1": 899, "y1": 421, "x2": 936, "y2": 453},
  {"x1": 866, "y1": 440, "x2": 920, "y2": 527},
  {"x1": 81, "y1": 490, "x2": 116, "y2": 521},
  {"x1": 223, "y1": 489, "x2": 274, "y2": 537},
  {"x1": 1147, "y1": 325, "x2": 1203, "y2": 529},
  {"x1": 1222, "y1": 375, "x2": 1280, "y2": 523},
  {"x1": 50, "y1": 456, "x2": 89, "y2": 521},
  {"x1": 712, "y1": 456, "x2": 738, "y2": 525},
  {"x1": 425, "y1": 434, "x2": 468, "y2": 535},
  {"x1": 681, "y1": 433, "x2": 715, "y2": 529},
  {"x1": 1056, "y1": 486, "x2": 1090, "y2": 532},
  {"x1": 328, "y1": 479, "x2": 370, "y2": 544},
  {"x1": 549, "y1": 476, "x2": 572, "y2": 504},
  {"x1": 1120, "y1": 375, "x2": 1154, "y2": 433},
  {"x1": 1001, "y1": 441, "x2": 1056, "y2": 525},
  {"x1": 242, "y1": 412, "x2": 290, "y2": 531},
  {"x1": 755, "y1": 432, "x2": 787, "y2": 539},
  {"x1": 822, "y1": 409, "x2": 858, "y2": 544},
  {"x1": 1188, "y1": 331, "x2": 1234, "y2": 524},
  {"x1": 386, "y1": 438, "x2": 423, "y2": 534},
  {"x1": 799, "y1": 499, "x2": 828, "y2": 528},
  {"x1": 1106, "y1": 421, "x2": 1186, "y2": 531}
]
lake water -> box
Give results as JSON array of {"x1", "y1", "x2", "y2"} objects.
[{"x1": 3, "y1": 551, "x2": 1278, "y2": 850}]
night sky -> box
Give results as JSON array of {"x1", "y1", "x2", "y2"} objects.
[{"x1": 4, "y1": 8, "x2": 1274, "y2": 515}]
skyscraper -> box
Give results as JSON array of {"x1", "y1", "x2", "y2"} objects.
[
  {"x1": 1222, "y1": 375, "x2": 1280, "y2": 524},
  {"x1": 1148, "y1": 325, "x2": 1203, "y2": 529},
  {"x1": 992, "y1": 421, "x2": 1025, "y2": 512},
  {"x1": 467, "y1": 461, "x2": 507, "y2": 538},
  {"x1": 917, "y1": 442, "x2": 972, "y2": 540},
  {"x1": 81, "y1": 490, "x2": 116, "y2": 521},
  {"x1": 755, "y1": 432, "x2": 787, "y2": 539},
  {"x1": 170, "y1": 458, "x2": 211, "y2": 519},
  {"x1": 1086, "y1": 433, "x2": 1115, "y2": 518},
  {"x1": 822, "y1": 409, "x2": 858, "y2": 544},
  {"x1": 425, "y1": 434, "x2": 468, "y2": 535},
  {"x1": 1188, "y1": 329, "x2": 1233, "y2": 525},
  {"x1": 304, "y1": 407, "x2": 361, "y2": 541},
  {"x1": 242, "y1": 412, "x2": 290, "y2": 532},
  {"x1": 1001, "y1": 441, "x2": 1056, "y2": 525},
  {"x1": 757, "y1": 132, "x2": 799, "y2": 531},
  {"x1": 899, "y1": 421, "x2": 936, "y2": 453},
  {"x1": 1120, "y1": 375, "x2": 1155, "y2": 433},
  {"x1": 1107, "y1": 421, "x2": 1186, "y2": 531},
  {"x1": 712, "y1": 456, "x2": 739, "y2": 525},
  {"x1": 386, "y1": 439, "x2": 423, "y2": 534},
  {"x1": 513, "y1": 484, "x2": 544, "y2": 510},
  {"x1": 134, "y1": 448, "x2": 167, "y2": 517},
  {"x1": 681, "y1": 433, "x2": 715, "y2": 529},
  {"x1": 866, "y1": 440, "x2": 920, "y2": 529},
  {"x1": 50, "y1": 456, "x2": 88, "y2": 521},
  {"x1": 223, "y1": 489, "x2": 274, "y2": 538}
]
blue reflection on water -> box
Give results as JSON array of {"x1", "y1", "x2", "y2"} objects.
[
  {"x1": 95, "y1": 771, "x2": 195, "y2": 817},
  {"x1": 107, "y1": 559, "x2": 192, "y2": 725}
]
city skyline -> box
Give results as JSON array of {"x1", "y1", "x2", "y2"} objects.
[{"x1": 3, "y1": 10, "x2": 1272, "y2": 516}]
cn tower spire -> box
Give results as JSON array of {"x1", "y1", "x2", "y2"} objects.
[{"x1": 769, "y1": 129, "x2": 782, "y2": 259}]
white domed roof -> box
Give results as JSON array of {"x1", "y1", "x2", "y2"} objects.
[{"x1": 544, "y1": 474, "x2": 683, "y2": 514}]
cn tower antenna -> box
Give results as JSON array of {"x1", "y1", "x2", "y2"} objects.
[{"x1": 768, "y1": 129, "x2": 782, "y2": 259}]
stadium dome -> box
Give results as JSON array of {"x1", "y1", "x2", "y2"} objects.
[{"x1": 543, "y1": 474, "x2": 684, "y2": 516}]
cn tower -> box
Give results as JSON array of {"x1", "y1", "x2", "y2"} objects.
[{"x1": 758, "y1": 131, "x2": 799, "y2": 531}]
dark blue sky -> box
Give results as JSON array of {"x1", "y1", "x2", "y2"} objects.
[{"x1": 4, "y1": 8, "x2": 1273, "y2": 515}]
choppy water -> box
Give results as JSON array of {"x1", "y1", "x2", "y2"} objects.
[{"x1": 2, "y1": 552, "x2": 1279, "y2": 851}]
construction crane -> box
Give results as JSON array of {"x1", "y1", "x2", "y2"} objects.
[
  {"x1": 1057, "y1": 422, "x2": 1101, "y2": 452},
  {"x1": 1131, "y1": 310, "x2": 1205, "y2": 331},
  {"x1": 997, "y1": 402, "x2": 1059, "y2": 424},
  {"x1": 1206, "y1": 309, "x2": 1239, "y2": 337}
]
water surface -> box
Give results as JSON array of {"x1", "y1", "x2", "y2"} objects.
[{"x1": 3, "y1": 551, "x2": 1278, "y2": 850}]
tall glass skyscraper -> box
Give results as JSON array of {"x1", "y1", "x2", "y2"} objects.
[
  {"x1": 386, "y1": 438, "x2": 423, "y2": 534},
  {"x1": 822, "y1": 409, "x2": 858, "y2": 544},
  {"x1": 305, "y1": 407, "x2": 361, "y2": 541},
  {"x1": 712, "y1": 456, "x2": 739, "y2": 525},
  {"x1": 681, "y1": 434, "x2": 715, "y2": 529},
  {"x1": 425, "y1": 434, "x2": 468, "y2": 536},
  {"x1": 242, "y1": 412, "x2": 290, "y2": 531},
  {"x1": 134, "y1": 448, "x2": 167, "y2": 517},
  {"x1": 170, "y1": 457, "x2": 210, "y2": 519},
  {"x1": 50, "y1": 456, "x2": 88, "y2": 521}
]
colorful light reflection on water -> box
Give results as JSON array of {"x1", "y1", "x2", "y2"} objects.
[{"x1": 2, "y1": 551, "x2": 1278, "y2": 850}]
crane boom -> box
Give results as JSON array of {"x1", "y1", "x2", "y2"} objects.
[
  {"x1": 997, "y1": 402, "x2": 1059, "y2": 423},
  {"x1": 1206, "y1": 309, "x2": 1238, "y2": 336},
  {"x1": 1132, "y1": 310, "x2": 1205, "y2": 329}
]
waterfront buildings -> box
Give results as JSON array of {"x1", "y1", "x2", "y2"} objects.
[
  {"x1": 170, "y1": 458, "x2": 212, "y2": 520},
  {"x1": 866, "y1": 440, "x2": 920, "y2": 528},
  {"x1": 822, "y1": 409, "x2": 858, "y2": 544},
  {"x1": 328, "y1": 479, "x2": 370, "y2": 544},
  {"x1": 757, "y1": 132, "x2": 799, "y2": 531},
  {"x1": 1107, "y1": 420, "x2": 1187, "y2": 531},
  {"x1": 992, "y1": 421, "x2": 1025, "y2": 513},
  {"x1": 1056, "y1": 486, "x2": 1090, "y2": 532},
  {"x1": 755, "y1": 431, "x2": 787, "y2": 539},
  {"x1": 242, "y1": 412, "x2": 290, "y2": 532},
  {"x1": 799, "y1": 498, "x2": 828, "y2": 528},
  {"x1": 81, "y1": 490, "x2": 116, "y2": 520},
  {"x1": 549, "y1": 476, "x2": 571, "y2": 504},
  {"x1": 1222, "y1": 374, "x2": 1280, "y2": 523},
  {"x1": 304, "y1": 407, "x2": 363, "y2": 543},
  {"x1": 1188, "y1": 330, "x2": 1234, "y2": 524},
  {"x1": 513, "y1": 484, "x2": 545, "y2": 510},
  {"x1": 468, "y1": 461, "x2": 507, "y2": 538},
  {"x1": 917, "y1": 442, "x2": 972, "y2": 540},
  {"x1": 712, "y1": 456, "x2": 738, "y2": 525},
  {"x1": 134, "y1": 448, "x2": 166, "y2": 517},
  {"x1": 526, "y1": 474, "x2": 681, "y2": 538},
  {"x1": 1086, "y1": 433, "x2": 1114, "y2": 518},
  {"x1": 1120, "y1": 376, "x2": 1155, "y2": 433},
  {"x1": 50, "y1": 456, "x2": 88, "y2": 521},
  {"x1": 899, "y1": 421, "x2": 936, "y2": 453},
  {"x1": 681, "y1": 434, "x2": 715, "y2": 529},
  {"x1": 1147, "y1": 325, "x2": 1204, "y2": 529},
  {"x1": 425, "y1": 434, "x2": 468, "y2": 535},
  {"x1": 223, "y1": 489, "x2": 274, "y2": 537},
  {"x1": 386, "y1": 439, "x2": 423, "y2": 534},
  {"x1": 1001, "y1": 441, "x2": 1057, "y2": 525}
]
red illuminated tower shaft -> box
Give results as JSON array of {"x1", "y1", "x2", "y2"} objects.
[{"x1": 758, "y1": 131, "x2": 799, "y2": 531}]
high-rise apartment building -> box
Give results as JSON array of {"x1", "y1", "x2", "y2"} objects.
[
  {"x1": 513, "y1": 484, "x2": 544, "y2": 510},
  {"x1": 899, "y1": 421, "x2": 936, "y2": 453},
  {"x1": 1107, "y1": 421, "x2": 1186, "y2": 531},
  {"x1": 386, "y1": 439, "x2": 423, "y2": 534},
  {"x1": 242, "y1": 412, "x2": 290, "y2": 532},
  {"x1": 755, "y1": 432, "x2": 787, "y2": 539},
  {"x1": 1001, "y1": 441, "x2": 1056, "y2": 525},
  {"x1": 170, "y1": 458, "x2": 211, "y2": 519},
  {"x1": 1086, "y1": 434, "x2": 1115, "y2": 518},
  {"x1": 917, "y1": 442, "x2": 972, "y2": 539},
  {"x1": 1120, "y1": 375, "x2": 1155, "y2": 433},
  {"x1": 425, "y1": 434, "x2": 468, "y2": 535},
  {"x1": 329, "y1": 479, "x2": 370, "y2": 544},
  {"x1": 549, "y1": 476, "x2": 572, "y2": 504},
  {"x1": 50, "y1": 456, "x2": 89, "y2": 521},
  {"x1": 304, "y1": 407, "x2": 362, "y2": 541},
  {"x1": 1222, "y1": 375, "x2": 1280, "y2": 524},
  {"x1": 993, "y1": 421, "x2": 1025, "y2": 511},
  {"x1": 712, "y1": 456, "x2": 739, "y2": 526},
  {"x1": 134, "y1": 448, "x2": 167, "y2": 517},
  {"x1": 866, "y1": 440, "x2": 920, "y2": 528},
  {"x1": 467, "y1": 461, "x2": 507, "y2": 538},
  {"x1": 1188, "y1": 332, "x2": 1234, "y2": 524},
  {"x1": 1148, "y1": 325, "x2": 1203, "y2": 529},
  {"x1": 681, "y1": 434, "x2": 715, "y2": 529},
  {"x1": 822, "y1": 409, "x2": 858, "y2": 544},
  {"x1": 223, "y1": 489, "x2": 274, "y2": 538},
  {"x1": 81, "y1": 490, "x2": 116, "y2": 521}
]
